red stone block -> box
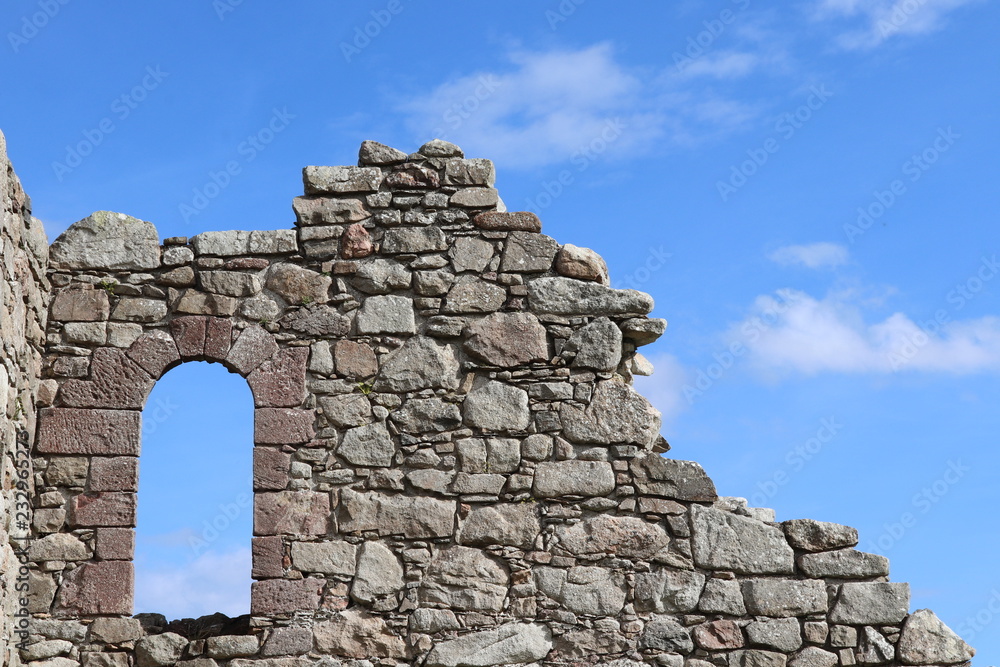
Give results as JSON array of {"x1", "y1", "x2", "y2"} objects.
[
  {"x1": 254, "y1": 408, "x2": 316, "y2": 445},
  {"x1": 248, "y1": 348, "x2": 309, "y2": 407},
  {"x1": 71, "y1": 492, "x2": 137, "y2": 527},
  {"x1": 170, "y1": 316, "x2": 209, "y2": 358},
  {"x1": 254, "y1": 447, "x2": 290, "y2": 491},
  {"x1": 473, "y1": 211, "x2": 542, "y2": 232},
  {"x1": 693, "y1": 620, "x2": 744, "y2": 650},
  {"x1": 226, "y1": 325, "x2": 278, "y2": 376},
  {"x1": 252, "y1": 536, "x2": 286, "y2": 579},
  {"x1": 58, "y1": 348, "x2": 155, "y2": 409},
  {"x1": 333, "y1": 340, "x2": 378, "y2": 379},
  {"x1": 254, "y1": 491, "x2": 330, "y2": 536},
  {"x1": 37, "y1": 408, "x2": 141, "y2": 455},
  {"x1": 205, "y1": 317, "x2": 233, "y2": 361},
  {"x1": 89, "y1": 457, "x2": 139, "y2": 492},
  {"x1": 126, "y1": 331, "x2": 180, "y2": 378},
  {"x1": 55, "y1": 561, "x2": 133, "y2": 616},
  {"x1": 250, "y1": 578, "x2": 323, "y2": 615},
  {"x1": 339, "y1": 223, "x2": 373, "y2": 259},
  {"x1": 95, "y1": 528, "x2": 135, "y2": 560},
  {"x1": 386, "y1": 164, "x2": 440, "y2": 189}
]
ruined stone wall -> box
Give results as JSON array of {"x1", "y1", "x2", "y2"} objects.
[
  {"x1": 0, "y1": 131, "x2": 50, "y2": 667},
  {"x1": 11, "y1": 137, "x2": 977, "y2": 667}
]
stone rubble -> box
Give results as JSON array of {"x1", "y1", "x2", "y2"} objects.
[{"x1": 0, "y1": 134, "x2": 976, "y2": 667}]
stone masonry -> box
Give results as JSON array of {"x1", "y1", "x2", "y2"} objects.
[{"x1": 0, "y1": 132, "x2": 977, "y2": 667}]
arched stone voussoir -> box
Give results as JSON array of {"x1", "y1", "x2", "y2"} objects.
[{"x1": 169, "y1": 315, "x2": 234, "y2": 365}]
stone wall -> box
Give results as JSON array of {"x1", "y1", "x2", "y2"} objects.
[
  {"x1": 0, "y1": 131, "x2": 50, "y2": 667},
  {"x1": 8, "y1": 136, "x2": 978, "y2": 667}
]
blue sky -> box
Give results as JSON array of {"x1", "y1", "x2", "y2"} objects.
[{"x1": 3, "y1": 0, "x2": 998, "y2": 658}]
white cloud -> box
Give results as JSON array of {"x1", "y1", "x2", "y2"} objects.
[
  {"x1": 731, "y1": 289, "x2": 1000, "y2": 375},
  {"x1": 135, "y1": 547, "x2": 251, "y2": 619},
  {"x1": 813, "y1": 0, "x2": 982, "y2": 49},
  {"x1": 634, "y1": 353, "x2": 691, "y2": 425},
  {"x1": 768, "y1": 242, "x2": 849, "y2": 269}
]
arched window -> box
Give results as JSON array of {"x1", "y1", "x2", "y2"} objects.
[{"x1": 134, "y1": 361, "x2": 254, "y2": 620}]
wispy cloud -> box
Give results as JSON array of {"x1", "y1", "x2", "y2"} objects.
[
  {"x1": 135, "y1": 547, "x2": 251, "y2": 619},
  {"x1": 813, "y1": 0, "x2": 982, "y2": 49},
  {"x1": 768, "y1": 242, "x2": 849, "y2": 269},
  {"x1": 732, "y1": 288, "x2": 1000, "y2": 375},
  {"x1": 634, "y1": 353, "x2": 691, "y2": 425}
]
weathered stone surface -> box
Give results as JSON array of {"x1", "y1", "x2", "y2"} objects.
[
  {"x1": 261, "y1": 627, "x2": 313, "y2": 657},
  {"x1": 443, "y1": 277, "x2": 506, "y2": 313},
  {"x1": 620, "y1": 317, "x2": 667, "y2": 346},
  {"x1": 459, "y1": 503, "x2": 540, "y2": 549},
  {"x1": 205, "y1": 636, "x2": 260, "y2": 659},
  {"x1": 280, "y1": 305, "x2": 350, "y2": 336},
  {"x1": 462, "y1": 380, "x2": 531, "y2": 432},
  {"x1": 333, "y1": 339, "x2": 378, "y2": 378},
  {"x1": 353, "y1": 258, "x2": 412, "y2": 294},
  {"x1": 226, "y1": 325, "x2": 278, "y2": 375},
  {"x1": 266, "y1": 264, "x2": 331, "y2": 304},
  {"x1": 55, "y1": 561, "x2": 133, "y2": 616},
  {"x1": 63, "y1": 321, "x2": 107, "y2": 345},
  {"x1": 789, "y1": 647, "x2": 838, "y2": 667},
  {"x1": 374, "y1": 335, "x2": 460, "y2": 392},
  {"x1": 338, "y1": 489, "x2": 455, "y2": 538},
  {"x1": 51, "y1": 289, "x2": 111, "y2": 322},
  {"x1": 319, "y1": 393, "x2": 371, "y2": 428},
  {"x1": 127, "y1": 330, "x2": 180, "y2": 377},
  {"x1": 450, "y1": 236, "x2": 494, "y2": 273},
  {"x1": 634, "y1": 568, "x2": 706, "y2": 613},
  {"x1": 382, "y1": 227, "x2": 447, "y2": 253},
  {"x1": 59, "y1": 348, "x2": 154, "y2": 409},
  {"x1": 639, "y1": 616, "x2": 693, "y2": 653},
  {"x1": 29, "y1": 534, "x2": 90, "y2": 562},
  {"x1": 174, "y1": 290, "x2": 238, "y2": 316},
  {"x1": 200, "y1": 271, "x2": 262, "y2": 298},
  {"x1": 293, "y1": 196, "x2": 369, "y2": 225},
  {"x1": 529, "y1": 277, "x2": 653, "y2": 316},
  {"x1": 313, "y1": 610, "x2": 407, "y2": 658},
  {"x1": 89, "y1": 456, "x2": 138, "y2": 492},
  {"x1": 445, "y1": 158, "x2": 495, "y2": 186},
  {"x1": 290, "y1": 540, "x2": 356, "y2": 576},
  {"x1": 111, "y1": 297, "x2": 168, "y2": 323},
  {"x1": 555, "y1": 244, "x2": 609, "y2": 284},
  {"x1": 694, "y1": 620, "x2": 745, "y2": 650},
  {"x1": 135, "y1": 633, "x2": 187, "y2": 667},
  {"x1": 473, "y1": 211, "x2": 541, "y2": 232},
  {"x1": 500, "y1": 232, "x2": 558, "y2": 273},
  {"x1": 414, "y1": 269, "x2": 455, "y2": 296},
  {"x1": 558, "y1": 515, "x2": 671, "y2": 560},
  {"x1": 782, "y1": 519, "x2": 858, "y2": 552},
  {"x1": 742, "y1": 579, "x2": 828, "y2": 617},
  {"x1": 254, "y1": 491, "x2": 330, "y2": 535},
  {"x1": 419, "y1": 545, "x2": 509, "y2": 611},
  {"x1": 898, "y1": 609, "x2": 975, "y2": 664},
  {"x1": 386, "y1": 163, "x2": 440, "y2": 189},
  {"x1": 304, "y1": 166, "x2": 382, "y2": 194},
  {"x1": 357, "y1": 294, "x2": 416, "y2": 334},
  {"x1": 561, "y1": 380, "x2": 661, "y2": 447},
  {"x1": 746, "y1": 618, "x2": 802, "y2": 652},
  {"x1": 829, "y1": 582, "x2": 910, "y2": 625},
  {"x1": 50, "y1": 211, "x2": 159, "y2": 271},
  {"x1": 563, "y1": 317, "x2": 622, "y2": 371},
  {"x1": 425, "y1": 623, "x2": 552, "y2": 667},
  {"x1": 338, "y1": 422, "x2": 394, "y2": 467},
  {"x1": 351, "y1": 541, "x2": 405, "y2": 604},
  {"x1": 71, "y1": 492, "x2": 136, "y2": 527},
  {"x1": 463, "y1": 312, "x2": 548, "y2": 367},
  {"x1": 37, "y1": 409, "x2": 140, "y2": 455},
  {"x1": 250, "y1": 578, "x2": 323, "y2": 614},
  {"x1": 359, "y1": 140, "x2": 408, "y2": 165},
  {"x1": 254, "y1": 447, "x2": 290, "y2": 491},
  {"x1": 797, "y1": 549, "x2": 889, "y2": 579},
  {"x1": 254, "y1": 408, "x2": 315, "y2": 444},
  {"x1": 699, "y1": 577, "x2": 749, "y2": 615},
  {"x1": 729, "y1": 650, "x2": 789, "y2": 667},
  {"x1": 451, "y1": 187, "x2": 499, "y2": 208},
  {"x1": 631, "y1": 455, "x2": 717, "y2": 501},
  {"x1": 536, "y1": 566, "x2": 626, "y2": 616},
  {"x1": 691, "y1": 505, "x2": 795, "y2": 574},
  {"x1": 534, "y1": 460, "x2": 615, "y2": 497},
  {"x1": 340, "y1": 223, "x2": 373, "y2": 258},
  {"x1": 248, "y1": 348, "x2": 308, "y2": 407},
  {"x1": 88, "y1": 617, "x2": 143, "y2": 644},
  {"x1": 391, "y1": 397, "x2": 461, "y2": 433}
]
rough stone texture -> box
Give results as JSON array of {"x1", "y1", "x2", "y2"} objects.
[{"x1": 6, "y1": 136, "x2": 971, "y2": 667}]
